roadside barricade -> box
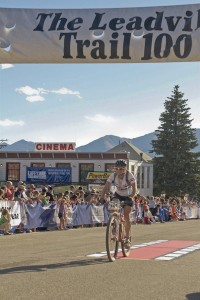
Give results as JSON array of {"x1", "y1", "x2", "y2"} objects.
[{"x1": 0, "y1": 201, "x2": 200, "y2": 230}]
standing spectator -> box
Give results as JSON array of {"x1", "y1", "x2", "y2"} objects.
[
  {"x1": 149, "y1": 196, "x2": 156, "y2": 216},
  {"x1": 58, "y1": 199, "x2": 67, "y2": 230},
  {"x1": 5, "y1": 181, "x2": 15, "y2": 200},
  {"x1": 171, "y1": 201, "x2": 179, "y2": 221},
  {"x1": 39, "y1": 187, "x2": 49, "y2": 205},
  {"x1": 46, "y1": 185, "x2": 54, "y2": 203},
  {"x1": 26, "y1": 184, "x2": 35, "y2": 198},
  {"x1": 156, "y1": 204, "x2": 165, "y2": 223},
  {"x1": 14, "y1": 185, "x2": 28, "y2": 202}
]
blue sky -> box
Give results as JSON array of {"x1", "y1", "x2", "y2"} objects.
[{"x1": 0, "y1": 0, "x2": 199, "y2": 147}]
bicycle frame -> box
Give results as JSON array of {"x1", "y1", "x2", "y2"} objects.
[{"x1": 106, "y1": 198, "x2": 131, "y2": 262}]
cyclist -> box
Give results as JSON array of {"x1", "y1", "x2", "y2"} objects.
[{"x1": 101, "y1": 159, "x2": 136, "y2": 247}]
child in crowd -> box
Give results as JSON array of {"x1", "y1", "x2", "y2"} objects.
[
  {"x1": 171, "y1": 202, "x2": 179, "y2": 221},
  {"x1": 143, "y1": 208, "x2": 151, "y2": 224},
  {"x1": 58, "y1": 199, "x2": 67, "y2": 230},
  {"x1": 0, "y1": 208, "x2": 11, "y2": 235}
]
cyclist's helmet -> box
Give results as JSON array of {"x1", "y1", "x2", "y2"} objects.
[{"x1": 115, "y1": 159, "x2": 127, "y2": 168}]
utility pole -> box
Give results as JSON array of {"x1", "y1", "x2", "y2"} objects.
[{"x1": 0, "y1": 139, "x2": 8, "y2": 149}]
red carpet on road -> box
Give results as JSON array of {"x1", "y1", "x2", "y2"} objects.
[
  {"x1": 121, "y1": 240, "x2": 200, "y2": 260},
  {"x1": 87, "y1": 240, "x2": 200, "y2": 261}
]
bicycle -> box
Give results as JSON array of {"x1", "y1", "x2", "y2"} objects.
[{"x1": 106, "y1": 198, "x2": 132, "y2": 262}]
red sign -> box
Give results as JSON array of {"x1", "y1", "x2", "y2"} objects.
[{"x1": 35, "y1": 143, "x2": 75, "y2": 152}]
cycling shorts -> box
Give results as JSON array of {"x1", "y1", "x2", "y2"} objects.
[{"x1": 114, "y1": 193, "x2": 133, "y2": 207}]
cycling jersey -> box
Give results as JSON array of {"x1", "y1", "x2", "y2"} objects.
[{"x1": 107, "y1": 171, "x2": 135, "y2": 197}]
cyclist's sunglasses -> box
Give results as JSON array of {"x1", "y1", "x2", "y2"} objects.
[{"x1": 115, "y1": 167, "x2": 126, "y2": 171}]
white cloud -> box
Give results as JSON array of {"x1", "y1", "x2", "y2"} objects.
[
  {"x1": 85, "y1": 114, "x2": 116, "y2": 123},
  {"x1": 16, "y1": 85, "x2": 82, "y2": 102},
  {"x1": 51, "y1": 88, "x2": 82, "y2": 99},
  {"x1": 0, "y1": 64, "x2": 14, "y2": 69},
  {"x1": 16, "y1": 86, "x2": 40, "y2": 96},
  {"x1": 26, "y1": 95, "x2": 45, "y2": 102},
  {"x1": 0, "y1": 119, "x2": 24, "y2": 126}
]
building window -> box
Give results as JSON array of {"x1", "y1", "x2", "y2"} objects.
[
  {"x1": 131, "y1": 165, "x2": 135, "y2": 174},
  {"x1": 105, "y1": 163, "x2": 115, "y2": 172},
  {"x1": 79, "y1": 163, "x2": 94, "y2": 183},
  {"x1": 147, "y1": 166, "x2": 150, "y2": 189},
  {"x1": 141, "y1": 166, "x2": 145, "y2": 189},
  {"x1": 137, "y1": 166, "x2": 140, "y2": 189},
  {"x1": 6, "y1": 163, "x2": 20, "y2": 181},
  {"x1": 56, "y1": 163, "x2": 71, "y2": 168},
  {"x1": 31, "y1": 163, "x2": 45, "y2": 168}
]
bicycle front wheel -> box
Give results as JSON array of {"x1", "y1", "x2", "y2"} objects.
[
  {"x1": 106, "y1": 215, "x2": 119, "y2": 262},
  {"x1": 121, "y1": 222, "x2": 131, "y2": 257}
]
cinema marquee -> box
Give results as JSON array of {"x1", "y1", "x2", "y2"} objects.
[{"x1": 35, "y1": 142, "x2": 76, "y2": 152}]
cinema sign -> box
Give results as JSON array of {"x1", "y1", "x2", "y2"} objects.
[{"x1": 35, "y1": 142, "x2": 76, "y2": 152}]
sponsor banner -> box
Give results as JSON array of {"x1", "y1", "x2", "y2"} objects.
[
  {"x1": 35, "y1": 142, "x2": 75, "y2": 152},
  {"x1": 86, "y1": 172, "x2": 112, "y2": 184},
  {"x1": 26, "y1": 167, "x2": 71, "y2": 183},
  {"x1": 0, "y1": 5, "x2": 200, "y2": 63}
]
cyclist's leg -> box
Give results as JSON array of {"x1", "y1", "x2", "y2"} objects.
[{"x1": 123, "y1": 205, "x2": 132, "y2": 238}]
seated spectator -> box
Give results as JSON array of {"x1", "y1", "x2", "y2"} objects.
[{"x1": 0, "y1": 208, "x2": 11, "y2": 235}]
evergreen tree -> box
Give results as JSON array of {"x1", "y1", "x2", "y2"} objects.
[{"x1": 151, "y1": 85, "x2": 200, "y2": 197}]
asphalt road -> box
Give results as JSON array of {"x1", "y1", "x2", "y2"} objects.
[{"x1": 1, "y1": 220, "x2": 200, "y2": 300}]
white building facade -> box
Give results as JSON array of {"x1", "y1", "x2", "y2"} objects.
[{"x1": 0, "y1": 142, "x2": 154, "y2": 196}]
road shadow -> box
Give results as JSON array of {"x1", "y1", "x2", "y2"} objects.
[
  {"x1": 0, "y1": 257, "x2": 108, "y2": 275},
  {"x1": 186, "y1": 293, "x2": 200, "y2": 300}
]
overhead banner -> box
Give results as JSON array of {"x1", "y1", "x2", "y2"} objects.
[
  {"x1": 0, "y1": 4, "x2": 200, "y2": 63},
  {"x1": 26, "y1": 167, "x2": 71, "y2": 183}
]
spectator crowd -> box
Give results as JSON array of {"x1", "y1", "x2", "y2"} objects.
[{"x1": 0, "y1": 180, "x2": 200, "y2": 236}]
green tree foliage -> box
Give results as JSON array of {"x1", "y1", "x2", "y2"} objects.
[{"x1": 151, "y1": 85, "x2": 200, "y2": 197}]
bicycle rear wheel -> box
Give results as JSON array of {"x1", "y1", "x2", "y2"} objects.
[
  {"x1": 121, "y1": 222, "x2": 131, "y2": 257},
  {"x1": 106, "y1": 215, "x2": 119, "y2": 262}
]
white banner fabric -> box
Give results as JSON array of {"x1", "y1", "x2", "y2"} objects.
[
  {"x1": 0, "y1": 4, "x2": 200, "y2": 63},
  {"x1": 0, "y1": 200, "x2": 21, "y2": 226}
]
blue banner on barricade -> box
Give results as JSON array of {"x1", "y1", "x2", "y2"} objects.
[
  {"x1": 24, "y1": 203, "x2": 57, "y2": 228},
  {"x1": 72, "y1": 204, "x2": 92, "y2": 226},
  {"x1": 2, "y1": 201, "x2": 200, "y2": 231}
]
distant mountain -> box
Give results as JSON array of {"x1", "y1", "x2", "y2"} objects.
[
  {"x1": 76, "y1": 132, "x2": 156, "y2": 155},
  {"x1": 1, "y1": 129, "x2": 200, "y2": 155},
  {"x1": 77, "y1": 129, "x2": 200, "y2": 155},
  {"x1": 2, "y1": 139, "x2": 35, "y2": 151}
]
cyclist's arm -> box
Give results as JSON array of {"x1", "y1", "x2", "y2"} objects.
[
  {"x1": 101, "y1": 181, "x2": 111, "y2": 199},
  {"x1": 129, "y1": 181, "x2": 136, "y2": 199}
]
